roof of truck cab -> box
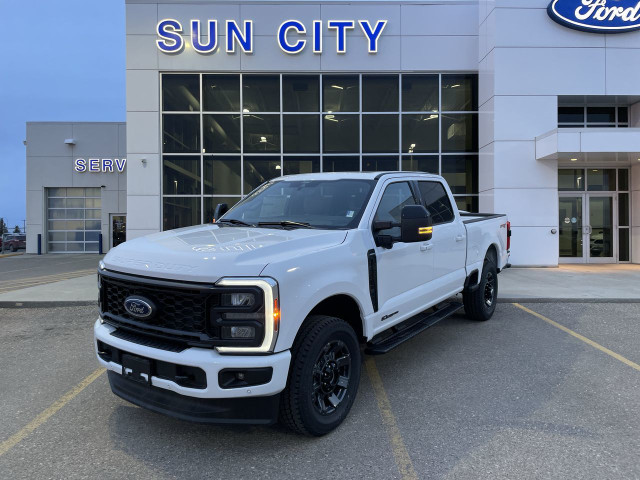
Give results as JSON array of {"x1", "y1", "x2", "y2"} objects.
[{"x1": 275, "y1": 171, "x2": 442, "y2": 182}]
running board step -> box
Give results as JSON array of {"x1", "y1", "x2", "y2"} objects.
[{"x1": 365, "y1": 302, "x2": 463, "y2": 355}]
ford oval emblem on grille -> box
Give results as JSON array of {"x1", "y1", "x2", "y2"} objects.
[{"x1": 124, "y1": 296, "x2": 155, "y2": 319}]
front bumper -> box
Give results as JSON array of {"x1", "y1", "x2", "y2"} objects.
[{"x1": 94, "y1": 320, "x2": 291, "y2": 401}]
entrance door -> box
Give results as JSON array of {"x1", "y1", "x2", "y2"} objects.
[
  {"x1": 558, "y1": 194, "x2": 616, "y2": 263},
  {"x1": 111, "y1": 215, "x2": 126, "y2": 249}
]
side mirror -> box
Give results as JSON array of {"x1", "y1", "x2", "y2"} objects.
[
  {"x1": 401, "y1": 205, "x2": 433, "y2": 243},
  {"x1": 213, "y1": 203, "x2": 229, "y2": 223}
]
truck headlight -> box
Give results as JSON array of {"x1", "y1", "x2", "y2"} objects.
[{"x1": 213, "y1": 278, "x2": 279, "y2": 354}]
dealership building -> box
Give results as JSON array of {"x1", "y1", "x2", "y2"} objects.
[{"x1": 26, "y1": 0, "x2": 640, "y2": 265}]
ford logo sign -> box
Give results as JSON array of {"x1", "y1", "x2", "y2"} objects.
[
  {"x1": 548, "y1": 0, "x2": 640, "y2": 33},
  {"x1": 123, "y1": 296, "x2": 155, "y2": 319}
]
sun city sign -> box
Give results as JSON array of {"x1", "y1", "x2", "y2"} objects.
[
  {"x1": 74, "y1": 158, "x2": 127, "y2": 173},
  {"x1": 548, "y1": 0, "x2": 640, "y2": 33},
  {"x1": 156, "y1": 19, "x2": 388, "y2": 54}
]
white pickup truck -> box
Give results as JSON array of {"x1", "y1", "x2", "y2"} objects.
[{"x1": 95, "y1": 172, "x2": 510, "y2": 435}]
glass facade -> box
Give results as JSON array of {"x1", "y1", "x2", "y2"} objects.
[
  {"x1": 161, "y1": 73, "x2": 479, "y2": 229},
  {"x1": 558, "y1": 105, "x2": 629, "y2": 128}
]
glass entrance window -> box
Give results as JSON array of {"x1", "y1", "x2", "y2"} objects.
[
  {"x1": 559, "y1": 196, "x2": 583, "y2": 258},
  {"x1": 161, "y1": 73, "x2": 480, "y2": 230},
  {"x1": 588, "y1": 196, "x2": 613, "y2": 258}
]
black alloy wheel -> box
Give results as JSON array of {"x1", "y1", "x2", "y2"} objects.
[
  {"x1": 311, "y1": 340, "x2": 351, "y2": 415},
  {"x1": 280, "y1": 315, "x2": 361, "y2": 436}
]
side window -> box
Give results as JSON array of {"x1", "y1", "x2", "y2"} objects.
[
  {"x1": 418, "y1": 181, "x2": 454, "y2": 225},
  {"x1": 373, "y1": 182, "x2": 417, "y2": 237}
]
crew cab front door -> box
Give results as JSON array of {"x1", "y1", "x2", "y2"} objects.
[{"x1": 371, "y1": 181, "x2": 436, "y2": 332}]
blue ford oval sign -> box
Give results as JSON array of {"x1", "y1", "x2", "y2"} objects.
[
  {"x1": 548, "y1": 0, "x2": 640, "y2": 33},
  {"x1": 124, "y1": 296, "x2": 155, "y2": 319}
]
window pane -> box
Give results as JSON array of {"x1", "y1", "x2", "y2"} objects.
[
  {"x1": 48, "y1": 209, "x2": 65, "y2": 219},
  {"x1": 85, "y1": 198, "x2": 101, "y2": 208},
  {"x1": 65, "y1": 209, "x2": 85, "y2": 219},
  {"x1": 243, "y1": 75, "x2": 280, "y2": 112},
  {"x1": 163, "y1": 197, "x2": 201, "y2": 230},
  {"x1": 48, "y1": 220, "x2": 66, "y2": 230},
  {"x1": 441, "y1": 155, "x2": 478, "y2": 195},
  {"x1": 323, "y1": 115, "x2": 359, "y2": 153},
  {"x1": 203, "y1": 114, "x2": 241, "y2": 153},
  {"x1": 363, "y1": 75, "x2": 398, "y2": 112},
  {"x1": 163, "y1": 156, "x2": 201, "y2": 195},
  {"x1": 85, "y1": 220, "x2": 101, "y2": 230},
  {"x1": 204, "y1": 197, "x2": 241, "y2": 223},
  {"x1": 67, "y1": 231, "x2": 84, "y2": 241},
  {"x1": 618, "y1": 169, "x2": 629, "y2": 191},
  {"x1": 203, "y1": 74, "x2": 240, "y2": 111},
  {"x1": 85, "y1": 231, "x2": 100, "y2": 242},
  {"x1": 243, "y1": 114, "x2": 281, "y2": 153},
  {"x1": 48, "y1": 232, "x2": 65, "y2": 242},
  {"x1": 48, "y1": 198, "x2": 64, "y2": 208},
  {"x1": 48, "y1": 243, "x2": 66, "y2": 252},
  {"x1": 402, "y1": 75, "x2": 438, "y2": 112},
  {"x1": 66, "y1": 242, "x2": 84, "y2": 252},
  {"x1": 619, "y1": 193, "x2": 629, "y2": 227},
  {"x1": 85, "y1": 188, "x2": 101, "y2": 197},
  {"x1": 403, "y1": 114, "x2": 438, "y2": 153},
  {"x1": 619, "y1": 228, "x2": 630, "y2": 262},
  {"x1": 442, "y1": 114, "x2": 478, "y2": 152},
  {"x1": 587, "y1": 107, "x2": 615, "y2": 123},
  {"x1": 418, "y1": 181, "x2": 455, "y2": 224},
  {"x1": 85, "y1": 209, "x2": 101, "y2": 219},
  {"x1": 283, "y1": 75, "x2": 319, "y2": 112},
  {"x1": 323, "y1": 75, "x2": 359, "y2": 112},
  {"x1": 163, "y1": 114, "x2": 200, "y2": 153},
  {"x1": 66, "y1": 198, "x2": 83, "y2": 208},
  {"x1": 454, "y1": 196, "x2": 479, "y2": 213},
  {"x1": 442, "y1": 74, "x2": 477, "y2": 111},
  {"x1": 244, "y1": 157, "x2": 282, "y2": 193},
  {"x1": 66, "y1": 188, "x2": 83, "y2": 197},
  {"x1": 162, "y1": 74, "x2": 200, "y2": 111},
  {"x1": 363, "y1": 156, "x2": 399, "y2": 172},
  {"x1": 85, "y1": 242, "x2": 99, "y2": 252},
  {"x1": 283, "y1": 156, "x2": 320, "y2": 175},
  {"x1": 323, "y1": 156, "x2": 359, "y2": 172},
  {"x1": 558, "y1": 169, "x2": 585, "y2": 191},
  {"x1": 402, "y1": 155, "x2": 438, "y2": 173},
  {"x1": 587, "y1": 169, "x2": 616, "y2": 191},
  {"x1": 363, "y1": 115, "x2": 399, "y2": 153},
  {"x1": 204, "y1": 156, "x2": 241, "y2": 195},
  {"x1": 374, "y1": 182, "x2": 417, "y2": 236},
  {"x1": 618, "y1": 107, "x2": 629, "y2": 123},
  {"x1": 48, "y1": 188, "x2": 66, "y2": 197},
  {"x1": 558, "y1": 107, "x2": 584, "y2": 124},
  {"x1": 283, "y1": 115, "x2": 320, "y2": 153}
]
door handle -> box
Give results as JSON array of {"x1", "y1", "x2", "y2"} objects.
[
  {"x1": 420, "y1": 242, "x2": 433, "y2": 252},
  {"x1": 455, "y1": 234, "x2": 465, "y2": 242}
]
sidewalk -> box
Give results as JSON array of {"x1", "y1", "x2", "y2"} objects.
[
  {"x1": 499, "y1": 264, "x2": 640, "y2": 302},
  {"x1": 0, "y1": 265, "x2": 639, "y2": 307}
]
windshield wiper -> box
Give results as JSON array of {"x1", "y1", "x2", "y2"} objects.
[
  {"x1": 257, "y1": 221, "x2": 316, "y2": 229},
  {"x1": 217, "y1": 218, "x2": 255, "y2": 227}
]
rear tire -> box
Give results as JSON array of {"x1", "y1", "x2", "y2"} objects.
[
  {"x1": 463, "y1": 257, "x2": 498, "y2": 321},
  {"x1": 10, "y1": 245, "x2": 16, "y2": 252},
  {"x1": 279, "y1": 315, "x2": 361, "y2": 436}
]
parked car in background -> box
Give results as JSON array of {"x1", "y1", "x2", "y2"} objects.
[{"x1": 5, "y1": 234, "x2": 26, "y2": 252}]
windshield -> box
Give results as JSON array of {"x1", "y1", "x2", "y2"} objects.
[{"x1": 220, "y1": 179, "x2": 376, "y2": 229}]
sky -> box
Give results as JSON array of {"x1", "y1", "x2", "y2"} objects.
[{"x1": 0, "y1": 0, "x2": 125, "y2": 231}]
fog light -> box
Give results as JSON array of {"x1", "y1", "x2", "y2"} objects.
[
  {"x1": 222, "y1": 326, "x2": 256, "y2": 339},
  {"x1": 221, "y1": 292, "x2": 255, "y2": 307}
]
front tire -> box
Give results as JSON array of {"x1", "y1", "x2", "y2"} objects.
[
  {"x1": 463, "y1": 257, "x2": 498, "y2": 321},
  {"x1": 280, "y1": 315, "x2": 361, "y2": 436}
]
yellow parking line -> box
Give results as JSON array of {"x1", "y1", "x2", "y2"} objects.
[
  {"x1": 365, "y1": 357, "x2": 418, "y2": 480},
  {"x1": 0, "y1": 368, "x2": 105, "y2": 457},
  {"x1": 513, "y1": 303, "x2": 640, "y2": 373}
]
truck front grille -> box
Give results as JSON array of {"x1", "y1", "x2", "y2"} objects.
[{"x1": 99, "y1": 271, "x2": 218, "y2": 346}]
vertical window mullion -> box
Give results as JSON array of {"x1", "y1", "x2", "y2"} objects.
[
  {"x1": 398, "y1": 74, "x2": 402, "y2": 171},
  {"x1": 359, "y1": 74, "x2": 363, "y2": 171},
  {"x1": 280, "y1": 74, "x2": 284, "y2": 176},
  {"x1": 438, "y1": 74, "x2": 442, "y2": 176},
  {"x1": 200, "y1": 73, "x2": 204, "y2": 223},
  {"x1": 240, "y1": 73, "x2": 244, "y2": 195},
  {"x1": 319, "y1": 74, "x2": 323, "y2": 172}
]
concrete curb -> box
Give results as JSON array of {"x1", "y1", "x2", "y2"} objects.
[{"x1": 0, "y1": 301, "x2": 97, "y2": 308}]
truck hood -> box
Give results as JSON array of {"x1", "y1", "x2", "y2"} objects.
[{"x1": 103, "y1": 224, "x2": 348, "y2": 283}]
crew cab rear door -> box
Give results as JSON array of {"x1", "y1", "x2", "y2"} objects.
[
  {"x1": 417, "y1": 180, "x2": 467, "y2": 298},
  {"x1": 370, "y1": 180, "x2": 437, "y2": 327}
]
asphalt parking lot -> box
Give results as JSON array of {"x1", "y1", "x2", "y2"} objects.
[{"x1": 0, "y1": 302, "x2": 638, "y2": 479}]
